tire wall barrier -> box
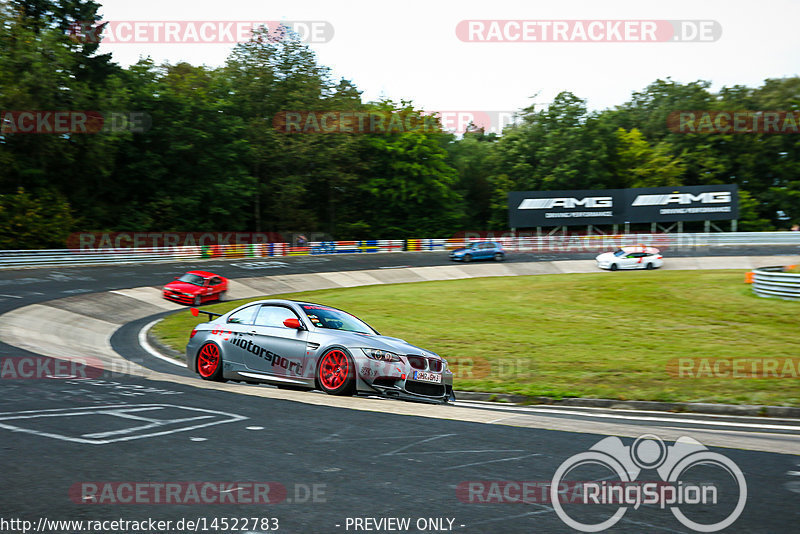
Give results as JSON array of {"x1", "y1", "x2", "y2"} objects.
[{"x1": 752, "y1": 266, "x2": 800, "y2": 300}]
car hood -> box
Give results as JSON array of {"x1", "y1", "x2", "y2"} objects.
[
  {"x1": 451, "y1": 248, "x2": 468, "y2": 254},
  {"x1": 316, "y1": 330, "x2": 441, "y2": 359},
  {"x1": 595, "y1": 252, "x2": 616, "y2": 261},
  {"x1": 164, "y1": 281, "x2": 202, "y2": 293}
]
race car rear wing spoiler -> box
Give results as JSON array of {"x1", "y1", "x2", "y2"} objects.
[{"x1": 191, "y1": 307, "x2": 223, "y2": 320}]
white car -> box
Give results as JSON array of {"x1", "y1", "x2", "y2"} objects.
[{"x1": 596, "y1": 246, "x2": 663, "y2": 271}]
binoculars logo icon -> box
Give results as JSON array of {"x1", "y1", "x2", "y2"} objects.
[{"x1": 551, "y1": 434, "x2": 747, "y2": 532}]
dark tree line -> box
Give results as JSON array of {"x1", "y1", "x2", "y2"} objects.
[{"x1": 1, "y1": 0, "x2": 798, "y2": 248}]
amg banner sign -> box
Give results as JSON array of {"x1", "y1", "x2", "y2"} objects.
[{"x1": 509, "y1": 184, "x2": 739, "y2": 227}]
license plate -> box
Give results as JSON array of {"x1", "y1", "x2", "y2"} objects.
[{"x1": 413, "y1": 371, "x2": 442, "y2": 383}]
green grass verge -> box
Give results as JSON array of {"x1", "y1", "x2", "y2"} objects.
[{"x1": 152, "y1": 270, "x2": 800, "y2": 406}]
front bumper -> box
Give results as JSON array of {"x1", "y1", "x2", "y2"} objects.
[
  {"x1": 164, "y1": 291, "x2": 196, "y2": 303},
  {"x1": 357, "y1": 357, "x2": 455, "y2": 404},
  {"x1": 365, "y1": 379, "x2": 455, "y2": 404}
]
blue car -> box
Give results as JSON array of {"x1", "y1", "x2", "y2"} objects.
[{"x1": 449, "y1": 241, "x2": 506, "y2": 262}]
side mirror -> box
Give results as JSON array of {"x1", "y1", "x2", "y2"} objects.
[{"x1": 283, "y1": 318, "x2": 303, "y2": 329}]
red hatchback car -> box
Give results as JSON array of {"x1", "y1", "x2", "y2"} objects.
[{"x1": 163, "y1": 271, "x2": 228, "y2": 305}]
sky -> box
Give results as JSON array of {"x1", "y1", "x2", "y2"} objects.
[{"x1": 94, "y1": 0, "x2": 800, "y2": 118}]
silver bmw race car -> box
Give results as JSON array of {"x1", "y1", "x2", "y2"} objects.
[{"x1": 186, "y1": 299, "x2": 455, "y2": 403}]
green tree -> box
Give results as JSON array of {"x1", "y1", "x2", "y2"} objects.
[
  {"x1": 352, "y1": 101, "x2": 464, "y2": 237},
  {"x1": 614, "y1": 128, "x2": 685, "y2": 187},
  {"x1": 0, "y1": 188, "x2": 74, "y2": 248},
  {"x1": 109, "y1": 62, "x2": 255, "y2": 231},
  {"x1": 445, "y1": 129, "x2": 497, "y2": 229}
]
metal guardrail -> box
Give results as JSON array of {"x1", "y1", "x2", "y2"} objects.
[
  {"x1": 0, "y1": 232, "x2": 798, "y2": 269},
  {"x1": 752, "y1": 266, "x2": 800, "y2": 300},
  {"x1": 701, "y1": 232, "x2": 800, "y2": 245}
]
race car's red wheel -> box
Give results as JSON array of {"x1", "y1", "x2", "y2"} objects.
[
  {"x1": 317, "y1": 349, "x2": 355, "y2": 396},
  {"x1": 197, "y1": 343, "x2": 223, "y2": 381}
]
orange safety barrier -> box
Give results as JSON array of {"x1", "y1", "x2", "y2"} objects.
[{"x1": 744, "y1": 271, "x2": 754, "y2": 284}]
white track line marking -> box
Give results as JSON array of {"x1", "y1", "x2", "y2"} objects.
[
  {"x1": 0, "y1": 404, "x2": 246, "y2": 445},
  {"x1": 461, "y1": 399, "x2": 800, "y2": 422},
  {"x1": 139, "y1": 319, "x2": 185, "y2": 367},
  {"x1": 455, "y1": 401, "x2": 800, "y2": 432}
]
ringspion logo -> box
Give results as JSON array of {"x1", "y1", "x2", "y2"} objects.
[{"x1": 551, "y1": 434, "x2": 746, "y2": 532}]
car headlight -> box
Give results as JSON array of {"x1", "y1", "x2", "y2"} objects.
[{"x1": 362, "y1": 348, "x2": 401, "y2": 362}]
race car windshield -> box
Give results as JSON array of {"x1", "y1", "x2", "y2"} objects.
[
  {"x1": 613, "y1": 249, "x2": 627, "y2": 257},
  {"x1": 177, "y1": 273, "x2": 205, "y2": 286},
  {"x1": 301, "y1": 305, "x2": 376, "y2": 334}
]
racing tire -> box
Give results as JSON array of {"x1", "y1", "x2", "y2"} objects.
[
  {"x1": 316, "y1": 348, "x2": 356, "y2": 396},
  {"x1": 463, "y1": 254, "x2": 472, "y2": 263},
  {"x1": 494, "y1": 253, "x2": 504, "y2": 261},
  {"x1": 217, "y1": 290, "x2": 226, "y2": 301},
  {"x1": 193, "y1": 295, "x2": 201, "y2": 306},
  {"x1": 610, "y1": 263, "x2": 618, "y2": 271},
  {"x1": 645, "y1": 262, "x2": 654, "y2": 270},
  {"x1": 196, "y1": 343, "x2": 224, "y2": 381}
]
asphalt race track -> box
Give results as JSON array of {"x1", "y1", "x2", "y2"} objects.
[{"x1": 1, "y1": 247, "x2": 799, "y2": 534}]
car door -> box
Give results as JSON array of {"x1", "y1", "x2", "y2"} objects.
[
  {"x1": 476, "y1": 243, "x2": 490, "y2": 259},
  {"x1": 244, "y1": 304, "x2": 308, "y2": 380},
  {"x1": 208, "y1": 276, "x2": 223, "y2": 296},
  {"x1": 623, "y1": 252, "x2": 646, "y2": 269},
  {"x1": 218, "y1": 304, "x2": 260, "y2": 365}
]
